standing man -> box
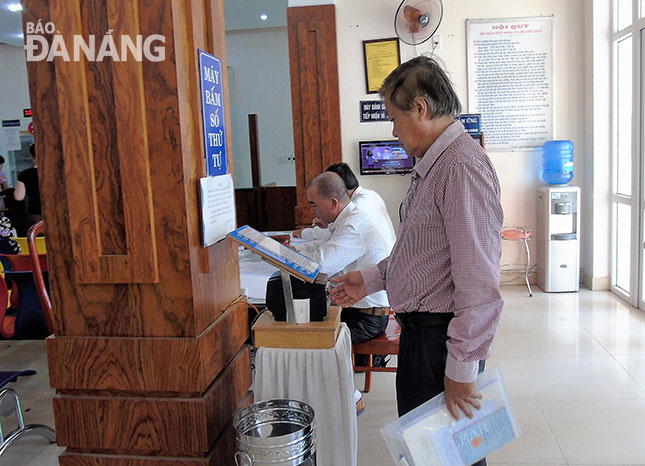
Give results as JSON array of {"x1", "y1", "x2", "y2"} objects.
[{"x1": 330, "y1": 56, "x2": 503, "y2": 463}]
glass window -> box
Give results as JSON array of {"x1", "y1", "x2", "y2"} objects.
[
  {"x1": 616, "y1": 36, "x2": 633, "y2": 196},
  {"x1": 615, "y1": 203, "x2": 632, "y2": 293},
  {"x1": 617, "y1": 0, "x2": 632, "y2": 30}
]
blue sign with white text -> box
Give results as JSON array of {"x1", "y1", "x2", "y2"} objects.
[
  {"x1": 456, "y1": 114, "x2": 481, "y2": 134},
  {"x1": 199, "y1": 50, "x2": 227, "y2": 176}
]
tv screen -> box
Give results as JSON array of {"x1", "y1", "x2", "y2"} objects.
[{"x1": 359, "y1": 140, "x2": 415, "y2": 175}]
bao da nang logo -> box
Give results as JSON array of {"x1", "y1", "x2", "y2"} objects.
[{"x1": 24, "y1": 20, "x2": 166, "y2": 62}]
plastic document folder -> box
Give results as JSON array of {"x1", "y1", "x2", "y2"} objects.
[
  {"x1": 227, "y1": 225, "x2": 322, "y2": 283},
  {"x1": 381, "y1": 368, "x2": 521, "y2": 466}
]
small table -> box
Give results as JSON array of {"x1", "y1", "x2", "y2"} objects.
[{"x1": 254, "y1": 323, "x2": 358, "y2": 466}]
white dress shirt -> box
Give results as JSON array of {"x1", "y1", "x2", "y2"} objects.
[
  {"x1": 294, "y1": 202, "x2": 389, "y2": 309},
  {"x1": 300, "y1": 186, "x2": 396, "y2": 251}
]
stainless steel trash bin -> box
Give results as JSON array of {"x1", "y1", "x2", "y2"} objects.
[{"x1": 233, "y1": 399, "x2": 316, "y2": 466}]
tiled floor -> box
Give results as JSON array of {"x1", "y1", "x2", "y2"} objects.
[
  {"x1": 1, "y1": 286, "x2": 644, "y2": 465},
  {"x1": 356, "y1": 286, "x2": 645, "y2": 466}
]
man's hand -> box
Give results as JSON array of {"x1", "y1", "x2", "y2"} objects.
[
  {"x1": 329, "y1": 271, "x2": 367, "y2": 307},
  {"x1": 312, "y1": 217, "x2": 328, "y2": 228},
  {"x1": 444, "y1": 376, "x2": 482, "y2": 421},
  {"x1": 292, "y1": 228, "x2": 304, "y2": 238}
]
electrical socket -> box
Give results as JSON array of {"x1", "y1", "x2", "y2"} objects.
[
  {"x1": 432, "y1": 35, "x2": 441, "y2": 49},
  {"x1": 278, "y1": 155, "x2": 296, "y2": 164}
]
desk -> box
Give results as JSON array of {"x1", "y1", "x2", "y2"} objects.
[
  {"x1": 254, "y1": 323, "x2": 357, "y2": 466},
  {"x1": 239, "y1": 248, "x2": 278, "y2": 303}
]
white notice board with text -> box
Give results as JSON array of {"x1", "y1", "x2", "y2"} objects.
[{"x1": 467, "y1": 17, "x2": 554, "y2": 151}]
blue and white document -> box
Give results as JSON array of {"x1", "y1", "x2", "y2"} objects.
[
  {"x1": 228, "y1": 225, "x2": 322, "y2": 283},
  {"x1": 381, "y1": 368, "x2": 521, "y2": 466}
]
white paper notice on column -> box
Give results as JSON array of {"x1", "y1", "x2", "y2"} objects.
[
  {"x1": 200, "y1": 173, "x2": 236, "y2": 247},
  {"x1": 467, "y1": 17, "x2": 554, "y2": 151}
]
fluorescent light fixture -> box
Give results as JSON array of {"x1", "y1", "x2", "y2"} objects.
[
  {"x1": 259, "y1": 14, "x2": 268, "y2": 20},
  {"x1": 8, "y1": 4, "x2": 23, "y2": 12}
]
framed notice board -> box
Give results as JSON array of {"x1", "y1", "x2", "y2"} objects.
[{"x1": 363, "y1": 38, "x2": 400, "y2": 94}]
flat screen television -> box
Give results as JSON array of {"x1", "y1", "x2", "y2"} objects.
[{"x1": 359, "y1": 140, "x2": 415, "y2": 175}]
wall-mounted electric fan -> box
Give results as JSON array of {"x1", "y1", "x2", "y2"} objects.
[{"x1": 394, "y1": 0, "x2": 443, "y2": 46}]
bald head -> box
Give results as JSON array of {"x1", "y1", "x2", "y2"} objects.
[
  {"x1": 307, "y1": 172, "x2": 350, "y2": 203},
  {"x1": 306, "y1": 172, "x2": 350, "y2": 224}
]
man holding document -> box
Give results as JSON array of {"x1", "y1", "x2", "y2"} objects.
[{"x1": 331, "y1": 57, "x2": 503, "y2": 465}]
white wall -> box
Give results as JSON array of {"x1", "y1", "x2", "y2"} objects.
[
  {"x1": 0, "y1": 44, "x2": 31, "y2": 150},
  {"x1": 0, "y1": 43, "x2": 33, "y2": 185},
  {"x1": 226, "y1": 27, "x2": 296, "y2": 188},
  {"x1": 334, "y1": 0, "x2": 596, "y2": 282}
]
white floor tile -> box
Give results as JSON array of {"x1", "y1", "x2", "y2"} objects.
[
  {"x1": 356, "y1": 390, "x2": 399, "y2": 466},
  {"x1": 583, "y1": 319, "x2": 645, "y2": 356},
  {"x1": 487, "y1": 398, "x2": 566, "y2": 464},
  {"x1": 501, "y1": 324, "x2": 608, "y2": 356},
  {"x1": 522, "y1": 355, "x2": 645, "y2": 399},
  {"x1": 614, "y1": 354, "x2": 645, "y2": 390},
  {"x1": 485, "y1": 357, "x2": 536, "y2": 399},
  {"x1": 499, "y1": 297, "x2": 579, "y2": 328},
  {"x1": 539, "y1": 398, "x2": 645, "y2": 464}
]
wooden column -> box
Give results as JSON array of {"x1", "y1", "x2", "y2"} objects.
[
  {"x1": 22, "y1": 0, "x2": 251, "y2": 464},
  {"x1": 287, "y1": 5, "x2": 342, "y2": 226}
]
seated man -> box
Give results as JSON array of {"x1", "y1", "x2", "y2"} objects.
[
  {"x1": 294, "y1": 163, "x2": 396, "y2": 250},
  {"x1": 294, "y1": 172, "x2": 390, "y2": 347}
]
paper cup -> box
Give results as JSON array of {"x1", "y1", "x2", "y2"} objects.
[{"x1": 293, "y1": 298, "x2": 310, "y2": 324}]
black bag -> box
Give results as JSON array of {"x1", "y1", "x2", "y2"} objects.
[{"x1": 265, "y1": 271, "x2": 328, "y2": 321}]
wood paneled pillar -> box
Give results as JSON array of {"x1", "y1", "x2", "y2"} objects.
[
  {"x1": 22, "y1": 0, "x2": 250, "y2": 464},
  {"x1": 287, "y1": 5, "x2": 342, "y2": 226}
]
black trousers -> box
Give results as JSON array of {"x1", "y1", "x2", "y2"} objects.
[
  {"x1": 340, "y1": 308, "x2": 388, "y2": 345},
  {"x1": 396, "y1": 313, "x2": 487, "y2": 466}
]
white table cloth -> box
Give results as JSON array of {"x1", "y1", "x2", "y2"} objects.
[{"x1": 254, "y1": 323, "x2": 357, "y2": 466}]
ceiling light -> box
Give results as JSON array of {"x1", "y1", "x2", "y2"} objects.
[
  {"x1": 8, "y1": 4, "x2": 23, "y2": 12},
  {"x1": 259, "y1": 14, "x2": 268, "y2": 21}
]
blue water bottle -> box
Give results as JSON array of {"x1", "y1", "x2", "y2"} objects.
[{"x1": 542, "y1": 140, "x2": 574, "y2": 185}]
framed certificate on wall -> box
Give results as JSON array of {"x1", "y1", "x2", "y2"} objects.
[{"x1": 362, "y1": 38, "x2": 400, "y2": 94}]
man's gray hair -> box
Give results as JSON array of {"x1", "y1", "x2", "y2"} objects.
[
  {"x1": 307, "y1": 172, "x2": 350, "y2": 202},
  {"x1": 379, "y1": 56, "x2": 461, "y2": 117}
]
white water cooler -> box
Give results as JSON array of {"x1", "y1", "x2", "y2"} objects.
[{"x1": 537, "y1": 186, "x2": 580, "y2": 292}]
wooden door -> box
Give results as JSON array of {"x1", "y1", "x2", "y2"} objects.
[{"x1": 287, "y1": 5, "x2": 342, "y2": 226}]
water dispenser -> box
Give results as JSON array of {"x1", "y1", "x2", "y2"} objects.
[{"x1": 536, "y1": 186, "x2": 580, "y2": 292}]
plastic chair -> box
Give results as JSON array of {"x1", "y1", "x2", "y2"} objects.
[
  {"x1": 351, "y1": 314, "x2": 401, "y2": 393},
  {"x1": 0, "y1": 221, "x2": 56, "y2": 458},
  {"x1": 27, "y1": 222, "x2": 53, "y2": 333},
  {"x1": 0, "y1": 222, "x2": 51, "y2": 339}
]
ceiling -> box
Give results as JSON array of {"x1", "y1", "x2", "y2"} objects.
[
  {"x1": 0, "y1": 0, "x2": 288, "y2": 47},
  {"x1": 224, "y1": 0, "x2": 287, "y2": 32},
  {"x1": 0, "y1": 0, "x2": 23, "y2": 47}
]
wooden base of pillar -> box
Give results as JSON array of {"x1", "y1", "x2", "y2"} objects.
[{"x1": 58, "y1": 392, "x2": 252, "y2": 465}]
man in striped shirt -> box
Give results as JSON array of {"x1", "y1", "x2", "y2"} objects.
[{"x1": 331, "y1": 57, "x2": 503, "y2": 462}]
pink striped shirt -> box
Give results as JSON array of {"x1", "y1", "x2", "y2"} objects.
[{"x1": 361, "y1": 121, "x2": 504, "y2": 383}]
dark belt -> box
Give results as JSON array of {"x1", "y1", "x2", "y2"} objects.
[
  {"x1": 353, "y1": 306, "x2": 391, "y2": 316},
  {"x1": 395, "y1": 312, "x2": 454, "y2": 328}
]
